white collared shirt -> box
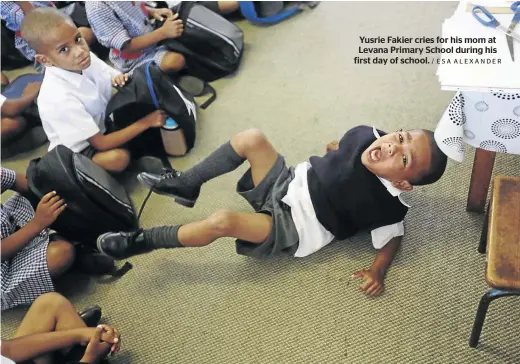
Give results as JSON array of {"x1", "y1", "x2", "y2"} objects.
[
  {"x1": 284, "y1": 127, "x2": 408, "y2": 258},
  {"x1": 37, "y1": 52, "x2": 121, "y2": 152}
]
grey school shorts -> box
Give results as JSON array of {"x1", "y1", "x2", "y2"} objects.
[{"x1": 235, "y1": 154, "x2": 299, "y2": 259}]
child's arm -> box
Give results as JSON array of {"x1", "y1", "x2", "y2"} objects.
[
  {"x1": 351, "y1": 236, "x2": 402, "y2": 296},
  {"x1": 1, "y1": 82, "x2": 41, "y2": 117},
  {"x1": 1, "y1": 191, "x2": 66, "y2": 261},
  {"x1": 87, "y1": 110, "x2": 166, "y2": 152},
  {"x1": 15, "y1": 1, "x2": 34, "y2": 14},
  {"x1": 1, "y1": 325, "x2": 120, "y2": 363},
  {"x1": 86, "y1": 3, "x2": 182, "y2": 56}
]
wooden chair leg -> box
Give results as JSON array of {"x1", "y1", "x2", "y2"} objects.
[
  {"x1": 469, "y1": 289, "x2": 520, "y2": 347},
  {"x1": 466, "y1": 149, "x2": 496, "y2": 213},
  {"x1": 478, "y1": 203, "x2": 490, "y2": 254}
]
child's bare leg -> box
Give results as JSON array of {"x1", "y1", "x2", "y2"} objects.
[
  {"x1": 1, "y1": 117, "x2": 27, "y2": 143},
  {"x1": 46, "y1": 240, "x2": 75, "y2": 278},
  {"x1": 1, "y1": 71, "x2": 9, "y2": 86},
  {"x1": 218, "y1": 1, "x2": 240, "y2": 14},
  {"x1": 137, "y1": 128, "x2": 279, "y2": 206},
  {"x1": 98, "y1": 210, "x2": 272, "y2": 258},
  {"x1": 13, "y1": 293, "x2": 86, "y2": 364},
  {"x1": 160, "y1": 51, "x2": 185, "y2": 73},
  {"x1": 92, "y1": 148, "x2": 131, "y2": 173},
  {"x1": 178, "y1": 210, "x2": 272, "y2": 246}
]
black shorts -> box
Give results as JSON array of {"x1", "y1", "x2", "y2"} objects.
[
  {"x1": 79, "y1": 145, "x2": 97, "y2": 159},
  {"x1": 235, "y1": 154, "x2": 299, "y2": 259}
]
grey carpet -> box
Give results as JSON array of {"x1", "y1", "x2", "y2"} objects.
[{"x1": 2, "y1": 2, "x2": 519, "y2": 363}]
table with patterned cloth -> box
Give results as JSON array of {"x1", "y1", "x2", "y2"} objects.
[{"x1": 435, "y1": 91, "x2": 520, "y2": 212}]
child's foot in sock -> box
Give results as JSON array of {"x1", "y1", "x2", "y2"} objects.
[
  {"x1": 97, "y1": 229, "x2": 153, "y2": 260},
  {"x1": 137, "y1": 169, "x2": 200, "y2": 208}
]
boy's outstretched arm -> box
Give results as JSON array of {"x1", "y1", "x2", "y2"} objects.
[{"x1": 351, "y1": 236, "x2": 402, "y2": 297}]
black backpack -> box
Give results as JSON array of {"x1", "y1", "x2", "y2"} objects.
[
  {"x1": 106, "y1": 61, "x2": 197, "y2": 162},
  {"x1": 26, "y1": 145, "x2": 138, "y2": 246},
  {"x1": 1, "y1": 20, "x2": 31, "y2": 70},
  {"x1": 160, "y1": 2, "x2": 244, "y2": 82}
]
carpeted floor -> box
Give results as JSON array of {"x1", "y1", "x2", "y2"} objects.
[{"x1": 2, "y1": 2, "x2": 519, "y2": 363}]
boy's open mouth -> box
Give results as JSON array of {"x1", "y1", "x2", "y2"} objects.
[{"x1": 370, "y1": 147, "x2": 381, "y2": 162}]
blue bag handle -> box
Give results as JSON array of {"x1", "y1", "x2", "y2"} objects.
[{"x1": 144, "y1": 61, "x2": 160, "y2": 109}]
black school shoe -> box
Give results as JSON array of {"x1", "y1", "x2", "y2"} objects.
[
  {"x1": 97, "y1": 229, "x2": 153, "y2": 260},
  {"x1": 137, "y1": 169, "x2": 200, "y2": 208},
  {"x1": 79, "y1": 305, "x2": 102, "y2": 327}
]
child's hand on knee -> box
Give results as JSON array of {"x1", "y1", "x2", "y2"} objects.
[
  {"x1": 33, "y1": 191, "x2": 66, "y2": 230},
  {"x1": 112, "y1": 73, "x2": 129, "y2": 87}
]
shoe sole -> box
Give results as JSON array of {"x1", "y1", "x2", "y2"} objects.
[{"x1": 137, "y1": 174, "x2": 196, "y2": 208}]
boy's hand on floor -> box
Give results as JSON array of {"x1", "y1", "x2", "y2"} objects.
[
  {"x1": 22, "y1": 81, "x2": 42, "y2": 99},
  {"x1": 326, "y1": 141, "x2": 339, "y2": 153},
  {"x1": 141, "y1": 109, "x2": 167, "y2": 128},
  {"x1": 34, "y1": 191, "x2": 66, "y2": 229},
  {"x1": 159, "y1": 15, "x2": 184, "y2": 39},
  {"x1": 112, "y1": 73, "x2": 129, "y2": 87},
  {"x1": 149, "y1": 7, "x2": 174, "y2": 21},
  {"x1": 351, "y1": 268, "x2": 385, "y2": 297}
]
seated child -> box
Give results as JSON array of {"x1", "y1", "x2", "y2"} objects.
[
  {"x1": 1, "y1": 168, "x2": 74, "y2": 311},
  {"x1": 97, "y1": 125, "x2": 448, "y2": 296},
  {"x1": 1, "y1": 77, "x2": 47, "y2": 158},
  {"x1": 86, "y1": 1, "x2": 185, "y2": 75},
  {"x1": 21, "y1": 8, "x2": 167, "y2": 173},
  {"x1": 0, "y1": 1, "x2": 98, "y2": 71},
  {"x1": 1, "y1": 292, "x2": 121, "y2": 364}
]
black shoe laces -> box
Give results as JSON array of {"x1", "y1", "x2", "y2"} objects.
[{"x1": 160, "y1": 168, "x2": 181, "y2": 179}]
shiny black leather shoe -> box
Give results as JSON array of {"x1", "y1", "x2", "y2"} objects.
[
  {"x1": 137, "y1": 169, "x2": 200, "y2": 208},
  {"x1": 97, "y1": 230, "x2": 153, "y2": 260},
  {"x1": 79, "y1": 305, "x2": 102, "y2": 327}
]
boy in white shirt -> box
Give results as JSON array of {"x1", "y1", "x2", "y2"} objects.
[{"x1": 20, "y1": 7, "x2": 166, "y2": 173}]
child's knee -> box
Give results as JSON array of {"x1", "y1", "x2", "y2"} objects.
[
  {"x1": 46, "y1": 240, "x2": 75, "y2": 277},
  {"x1": 32, "y1": 292, "x2": 69, "y2": 312},
  {"x1": 1, "y1": 117, "x2": 27, "y2": 141},
  {"x1": 93, "y1": 149, "x2": 131, "y2": 173},
  {"x1": 160, "y1": 52, "x2": 185, "y2": 72},
  {"x1": 207, "y1": 209, "x2": 236, "y2": 236},
  {"x1": 235, "y1": 129, "x2": 269, "y2": 153}
]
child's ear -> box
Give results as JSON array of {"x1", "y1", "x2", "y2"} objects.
[
  {"x1": 35, "y1": 54, "x2": 52, "y2": 67},
  {"x1": 391, "y1": 180, "x2": 413, "y2": 192}
]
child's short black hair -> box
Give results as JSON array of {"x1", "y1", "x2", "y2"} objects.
[
  {"x1": 410, "y1": 129, "x2": 447, "y2": 186},
  {"x1": 21, "y1": 7, "x2": 74, "y2": 53}
]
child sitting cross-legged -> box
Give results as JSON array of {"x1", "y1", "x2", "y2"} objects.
[
  {"x1": 20, "y1": 8, "x2": 166, "y2": 174},
  {"x1": 97, "y1": 125, "x2": 448, "y2": 297}
]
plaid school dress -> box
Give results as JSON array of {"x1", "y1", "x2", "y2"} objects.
[
  {"x1": 0, "y1": 1, "x2": 57, "y2": 61},
  {"x1": 85, "y1": 1, "x2": 169, "y2": 74},
  {"x1": 1, "y1": 168, "x2": 54, "y2": 311}
]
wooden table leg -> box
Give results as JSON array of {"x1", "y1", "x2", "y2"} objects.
[{"x1": 466, "y1": 148, "x2": 496, "y2": 213}]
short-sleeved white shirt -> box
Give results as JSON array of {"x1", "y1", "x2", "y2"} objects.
[{"x1": 37, "y1": 52, "x2": 120, "y2": 152}]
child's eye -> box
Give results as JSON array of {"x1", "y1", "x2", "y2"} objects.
[
  {"x1": 76, "y1": 35, "x2": 82, "y2": 43},
  {"x1": 398, "y1": 133, "x2": 404, "y2": 143},
  {"x1": 403, "y1": 155, "x2": 408, "y2": 167},
  {"x1": 59, "y1": 47, "x2": 68, "y2": 53}
]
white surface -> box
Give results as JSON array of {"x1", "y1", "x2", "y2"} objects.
[{"x1": 437, "y1": 3, "x2": 520, "y2": 91}]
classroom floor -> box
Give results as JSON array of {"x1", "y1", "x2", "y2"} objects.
[{"x1": 2, "y1": 2, "x2": 520, "y2": 363}]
